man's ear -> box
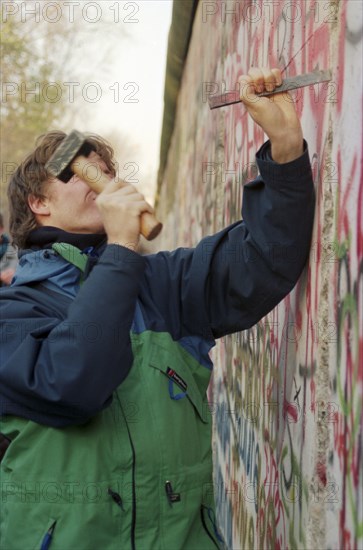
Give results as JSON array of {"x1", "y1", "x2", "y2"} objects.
[{"x1": 28, "y1": 194, "x2": 50, "y2": 216}]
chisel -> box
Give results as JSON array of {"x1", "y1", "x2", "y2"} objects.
[{"x1": 208, "y1": 69, "x2": 332, "y2": 109}]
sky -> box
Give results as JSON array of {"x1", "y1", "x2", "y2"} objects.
[
  {"x1": 70, "y1": 1, "x2": 174, "y2": 202},
  {"x1": 2, "y1": 0, "x2": 173, "y2": 204}
]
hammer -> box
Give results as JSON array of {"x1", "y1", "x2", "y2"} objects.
[{"x1": 45, "y1": 130, "x2": 162, "y2": 241}]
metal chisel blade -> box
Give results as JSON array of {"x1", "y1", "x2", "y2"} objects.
[{"x1": 208, "y1": 69, "x2": 332, "y2": 109}]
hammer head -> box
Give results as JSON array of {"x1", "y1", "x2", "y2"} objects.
[{"x1": 45, "y1": 130, "x2": 95, "y2": 183}]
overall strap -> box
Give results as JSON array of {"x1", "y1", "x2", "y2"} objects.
[{"x1": 52, "y1": 242, "x2": 88, "y2": 284}]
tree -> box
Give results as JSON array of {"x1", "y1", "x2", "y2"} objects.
[{"x1": 0, "y1": 1, "x2": 129, "y2": 225}]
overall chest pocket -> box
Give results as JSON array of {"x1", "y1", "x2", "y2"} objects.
[{"x1": 148, "y1": 343, "x2": 212, "y2": 469}]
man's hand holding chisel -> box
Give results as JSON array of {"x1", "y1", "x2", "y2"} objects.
[{"x1": 239, "y1": 67, "x2": 304, "y2": 164}]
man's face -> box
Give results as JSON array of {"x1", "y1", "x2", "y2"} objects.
[{"x1": 39, "y1": 152, "x2": 112, "y2": 234}]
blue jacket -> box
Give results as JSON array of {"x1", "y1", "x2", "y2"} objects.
[{"x1": 0, "y1": 142, "x2": 315, "y2": 428}]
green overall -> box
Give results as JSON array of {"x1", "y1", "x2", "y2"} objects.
[{"x1": 0, "y1": 245, "x2": 221, "y2": 550}]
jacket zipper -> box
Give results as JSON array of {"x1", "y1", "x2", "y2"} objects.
[
  {"x1": 116, "y1": 394, "x2": 136, "y2": 550},
  {"x1": 128, "y1": 429, "x2": 136, "y2": 550},
  {"x1": 165, "y1": 481, "x2": 181, "y2": 505},
  {"x1": 200, "y1": 505, "x2": 221, "y2": 549},
  {"x1": 108, "y1": 488, "x2": 125, "y2": 511},
  {"x1": 40, "y1": 521, "x2": 57, "y2": 550}
]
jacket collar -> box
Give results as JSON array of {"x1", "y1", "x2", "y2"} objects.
[
  {"x1": 12, "y1": 227, "x2": 107, "y2": 296},
  {"x1": 24, "y1": 226, "x2": 107, "y2": 252}
]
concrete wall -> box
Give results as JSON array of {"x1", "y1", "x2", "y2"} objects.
[{"x1": 156, "y1": 1, "x2": 362, "y2": 548}]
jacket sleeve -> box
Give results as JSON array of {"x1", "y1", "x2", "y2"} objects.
[
  {"x1": 0, "y1": 245, "x2": 146, "y2": 426},
  {"x1": 142, "y1": 141, "x2": 315, "y2": 341}
]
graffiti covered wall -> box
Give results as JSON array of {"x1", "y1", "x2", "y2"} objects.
[{"x1": 156, "y1": 1, "x2": 362, "y2": 548}]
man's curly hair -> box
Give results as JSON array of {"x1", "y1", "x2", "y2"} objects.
[{"x1": 7, "y1": 130, "x2": 117, "y2": 249}]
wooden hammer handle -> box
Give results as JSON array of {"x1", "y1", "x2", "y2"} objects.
[{"x1": 71, "y1": 155, "x2": 162, "y2": 241}]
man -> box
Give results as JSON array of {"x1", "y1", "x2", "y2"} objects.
[
  {"x1": 0, "y1": 68, "x2": 315, "y2": 549},
  {"x1": 0, "y1": 213, "x2": 17, "y2": 286}
]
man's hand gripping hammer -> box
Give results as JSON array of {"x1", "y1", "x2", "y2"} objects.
[{"x1": 45, "y1": 130, "x2": 162, "y2": 241}]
